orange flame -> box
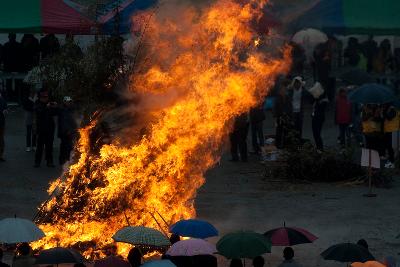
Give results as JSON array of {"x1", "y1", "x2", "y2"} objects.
[{"x1": 33, "y1": 0, "x2": 291, "y2": 258}]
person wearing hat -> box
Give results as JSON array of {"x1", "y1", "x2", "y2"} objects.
[
  {"x1": 57, "y1": 96, "x2": 78, "y2": 165},
  {"x1": 34, "y1": 90, "x2": 57, "y2": 167},
  {"x1": 288, "y1": 76, "x2": 308, "y2": 140}
]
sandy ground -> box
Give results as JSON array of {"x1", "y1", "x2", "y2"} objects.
[{"x1": 0, "y1": 107, "x2": 399, "y2": 266}]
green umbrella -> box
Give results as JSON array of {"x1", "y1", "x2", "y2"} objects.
[
  {"x1": 216, "y1": 231, "x2": 271, "y2": 259},
  {"x1": 112, "y1": 226, "x2": 171, "y2": 247}
]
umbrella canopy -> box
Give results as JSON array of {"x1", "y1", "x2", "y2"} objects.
[
  {"x1": 141, "y1": 260, "x2": 176, "y2": 267},
  {"x1": 288, "y1": 0, "x2": 400, "y2": 35},
  {"x1": 264, "y1": 226, "x2": 318, "y2": 246},
  {"x1": 0, "y1": 0, "x2": 94, "y2": 34},
  {"x1": 348, "y1": 83, "x2": 396, "y2": 104},
  {"x1": 35, "y1": 247, "x2": 84, "y2": 265},
  {"x1": 216, "y1": 231, "x2": 271, "y2": 259},
  {"x1": 352, "y1": 261, "x2": 386, "y2": 267},
  {"x1": 99, "y1": 0, "x2": 158, "y2": 34},
  {"x1": 321, "y1": 243, "x2": 375, "y2": 263},
  {"x1": 94, "y1": 256, "x2": 131, "y2": 267},
  {"x1": 166, "y1": 239, "x2": 217, "y2": 257},
  {"x1": 0, "y1": 217, "x2": 45, "y2": 243},
  {"x1": 112, "y1": 226, "x2": 170, "y2": 247},
  {"x1": 292, "y1": 28, "x2": 328, "y2": 49},
  {"x1": 337, "y1": 68, "x2": 376, "y2": 86},
  {"x1": 169, "y1": 219, "x2": 218, "y2": 239}
]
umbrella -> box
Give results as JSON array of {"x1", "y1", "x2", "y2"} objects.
[
  {"x1": 141, "y1": 260, "x2": 176, "y2": 267},
  {"x1": 264, "y1": 225, "x2": 318, "y2": 246},
  {"x1": 112, "y1": 226, "x2": 170, "y2": 247},
  {"x1": 348, "y1": 83, "x2": 396, "y2": 104},
  {"x1": 352, "y1": 261, "x2": 386, "y2": 267},
  {"x1": 337, "y1": 68, "x2": 375, "y2": 85},
  {"x1": 291, "y1": 28, "x2": 328, "y2": 55},
  {"x1": 94, "y1": 256, "x2": 131, "y2": 267},
  {"x1": 216, "y1": 231, "x2": 271, "y2": 259},
  {"x1": 321, "y1": 243, "x2": 375, "y2": 263},
  {"x1": 0, "y1": 217, "x2": 45, "y2": 243},
  {"x1": 169, "y1": 219, "x2": 218, "y2": 239},
  {"x1": 35, "y1": 247, "x2": 84, "y2": 265},
  {"x1": 166, "y1": 239, "x2": 217, "y2": 256}
]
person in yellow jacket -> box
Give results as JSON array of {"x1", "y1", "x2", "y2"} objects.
[
  {"x1": 382, "y1": 103, "x2": 399, "y2": 168},
  {"x1": 361, "y1": 104, "x2": 382, "y2": 153}
]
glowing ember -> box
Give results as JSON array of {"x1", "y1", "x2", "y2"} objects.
[{"x1": 33, "y1": 0, "x2": 291, "y2": 258}]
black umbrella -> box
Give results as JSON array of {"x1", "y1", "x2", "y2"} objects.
[
  {"x1": 348, "y1": 83, "x2": 396, "y2": 104},
  {"x1": 35, "y1": 247, "x2": 84, "y2": 265},
  {"x1": 321, "y1": 243, "x2": 375, "y2": 263}
]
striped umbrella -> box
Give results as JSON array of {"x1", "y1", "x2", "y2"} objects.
[
  {"x1": 112, "y1": 226, "x2": 171, "y2": 247},
  {"x1": 264, "y1": 224, "x2": 318, "y2": 246}
]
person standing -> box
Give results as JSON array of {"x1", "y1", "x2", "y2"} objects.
[
  {"x1": 23, "y1": 90, "x2": 37, "y2": 152},
  {"x1": 0, "y1": 92, "x2": 7, "y2": 162},
  {"x1": 34, "y1": 91, "x2": 56, "y2": 167},
  {"x1": 288, "y1": 76, "x2": 307, "y2": 140},
  {"x1": 2, "y1": 33, "x2": 23, "y2": 72},
  {"x1": 382, "y1": 103, "x2": 398, "y2": 168},
  {"x1": 0, "y1": 248, "x2": 10, "y2": 267},
  {"x1": 21, "y1": 34, "x2": 40, "y2": 72},
  {"x1": 58, "y1": 96, "x2": 78, "y2": 165},
  {"x1": 40, "y1": 34, "x2": 60, "y2": 59},
  {"x1": 249, "y1": 105, "x2": 265, "y2": 155},
  {"x1": 309, "y1": 83, "x2": 328, "y2": 151},
  {"x1": 274, "y1": 80, "x2": 292, "y2": 149},
  {"x1": 335, "y1": 88, "x2": 352, "y2": 146},
  {"x1": 230, "y1": 113, "x2": 249, "y2": 162},
  {"x1": 253, "y1": 256, "x2": 265, "y2": 267}
]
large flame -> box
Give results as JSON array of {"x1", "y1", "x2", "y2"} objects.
[{"x1": 34, "y1": 0, "x2": 291, "y2": 258}]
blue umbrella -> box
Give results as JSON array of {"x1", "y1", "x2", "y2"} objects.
[
  {"x1": 169, "y1": 219, "x2": 218, "y2": 239},
  {"x1": 348, "y1": 83, "x2": 396, "y2": 104}
]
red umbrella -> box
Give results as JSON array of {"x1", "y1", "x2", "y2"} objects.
[
  {"x1": 94, "y1": 256, "x2": 131, "y2": 267},
  {"x1": 264, "y1": 224, "x2": 318, "y2": 246}
]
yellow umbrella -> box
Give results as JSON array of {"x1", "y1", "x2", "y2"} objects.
[{"x1": 351, "y1": 261, "x2": 386, "y2": 267}]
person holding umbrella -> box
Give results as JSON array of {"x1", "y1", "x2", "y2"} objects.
[
  {"x1": 230, "y1": 259, "x2": 243, "y2": 267},
  {"x1": 277, "y1": 247, "x2": 303, "y2": 267},
  {"x1": 12, "y1": 243, "x2": 35, "y2": 267}
]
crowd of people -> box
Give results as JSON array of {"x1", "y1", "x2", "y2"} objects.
[
  {"x1": 229, "y1": 36, "x2": 400, "y2": 167},
  {"x1": 0, "y1": 238, "x2": 397, "y2": 267},
  {"x1": 0, "y1": 88, "x2": 78, "y2": 167}
]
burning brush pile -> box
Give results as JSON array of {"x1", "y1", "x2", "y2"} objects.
[{"x1": 33, "y1": 0, "x2": 291, "y2": 258}]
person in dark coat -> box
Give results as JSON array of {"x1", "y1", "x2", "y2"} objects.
[
  {"x1": 58, "y1": 96, "x2": 78, "y2": 165},
  {"x1": 34, "y1": 91, "x2": 56, "y2": 167},
  {"x1": 40, "y1": 34, "x2": 60, "y2": 59},
  {"x1": 253, "y1": 256, "x2": 265, "y2": 267},
  {"x1": 0, "y1": 92, "x2": 7, "y2": 162},
  {"x1": 0, "y1": 248, "x2": 10, "y2": 267},
  {"x1": 311, "y1": 92, "x2": 329, "y2": 151},
  {"x1": 273, "y1": 80, "x2": 292, "y2": 149},
  {"x1": 362, "y1": 35, "x2": 378, "y2": 73},
  {"x1": 127, "y1": 248, "x2": 141, "y2": 267},
  {"x1": 2, "y1": 33, "x2": 23, "y2": 72},
  {"x1": 192, "y1": 255, "x2": 217, "y2": 267},
  {"x1": 230, "y1": 113, "x2": 249, "y2": 162},
  {"x1": 21, "y1": 34, "x2": 40, "y2": 71},
  {"x1": 335, "y1": 88, "x2": 352, "y2": 146},
  {"x1": 22, "y1": 90, "x2": 37, "y2": 152},
  {"x1": 249, "y1": 105, "x2": 265, "y2": 154},
  {"x1": 230, "y1": 259, "x2": 243, "y2": 267}
]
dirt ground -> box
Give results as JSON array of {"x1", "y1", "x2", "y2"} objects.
[{"x1": 0, "y1": 108, "x2": 399, "y2": 266}]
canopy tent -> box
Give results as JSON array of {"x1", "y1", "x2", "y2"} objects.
[
  {"x1": 288, "y1": 0, "x2": 400, "y2": 35},
  {"x1": 0, "y1": 0, "x2": 95, "y2": 34},
  {"x1": 98, "y1": 0, "x2": 158, "y2": 34}
]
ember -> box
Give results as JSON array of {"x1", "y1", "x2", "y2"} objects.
[{"x1": 33, "y1": 0, "x2": 291, "y2": 258}]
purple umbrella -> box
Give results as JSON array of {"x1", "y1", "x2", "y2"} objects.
[{"x1": 166, "y1": 239, "x2": 217, "y2": 256}]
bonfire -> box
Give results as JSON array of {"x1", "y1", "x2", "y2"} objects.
[{"x1": 33, "y1": 0, "x2": 291, "y2": 258}]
